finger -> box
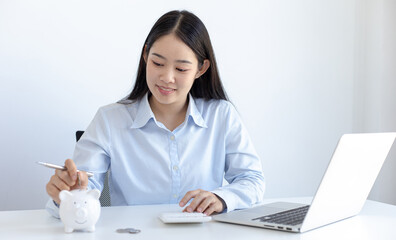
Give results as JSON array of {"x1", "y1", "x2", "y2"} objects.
[
  {"x1": 46, "y1": 178, "x2": 61, "y2": 203},
  {"x1": 55, "y1": 169, "x2": 75, "y2": 187},
  {"x1": 184, "y1": 192, "x2": 208, "y2": 213},
  {"x1": 179, "y1": 189, "x2": 201, "y2": 207},
  {"x1": 196, "y1": 195, "x2": 216, "y2": 213},
  {"x1": 46, "y1": 175, "x2": 70, "y2": 204},
  {"x1": 204, "y1": 203, "x2": 221, "y2": 216},
  {"x1": 64, "y1": 159, "x2": 78, "y2": 181},
  {"x1": 79, "y1": 171, "x2": 89, "y2": 189},
  {"x1": 46, "y1": 183, "x2": 61, "y2": 204},
  {"x1": 203, "y1": 196, "x2": 224, "y2": 216},
  {"x1": 52, "y1": 174, "x2": 71, "y2": 192},
  {"x1": 71, "y1": 171, "x2": 89, "y2": 190}
]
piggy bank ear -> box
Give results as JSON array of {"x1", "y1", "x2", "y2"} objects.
[
  {"x1": 88, "y1": 189, "x2": 101, "y2": 200},
  {"x1": 59, "y1": 190, "x2": 73, "y2": 201}
]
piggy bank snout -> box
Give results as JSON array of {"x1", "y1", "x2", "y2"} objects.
[{"x1": 75, "y1": 207, "x2": 88, "y2": 218}]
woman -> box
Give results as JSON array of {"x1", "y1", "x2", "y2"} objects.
[{"x1": 46, "y1": 10, "x2": 265, "y2": 217}]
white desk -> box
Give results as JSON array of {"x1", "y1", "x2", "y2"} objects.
[{"x1": 1, "y1": 198, "x2": 396, "y2": 240}]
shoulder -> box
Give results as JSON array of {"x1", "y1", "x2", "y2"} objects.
[
  {"x1": 193, "y1": 98, "x2": 239, "y2": 124},
  {"x1": 98, "y1": 98, "x2": 141, "y2": 113},
  {"x1": 94, "y1": 101, "x2": 139, "y2": 125},
  {"x1": 194, "y1": 98, "x2": 237, "y2": 116},
  {"x1": 97, "y1": 102, "x2": 130, "y2": 115},
  {"x1": 194, "y1": 98, "x2": 234, "y2": 112}
]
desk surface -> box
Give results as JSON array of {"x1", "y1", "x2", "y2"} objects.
[{"x1": 1, "y1": 197, "x2": 396, "y2": 240}]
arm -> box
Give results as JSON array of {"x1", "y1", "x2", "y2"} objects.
[
  {"x1": 212, "y1": 103, "x2": 265, "y2": 212},
  {"x1": 72, "y1": 107, "x2": 111, "y2": 192},
  {"x1": 180, "y1": 102, "x2": 265, "y2": 214},
  {"x1": 45, "y1": 108, "x2": 111, "y2": 217}
]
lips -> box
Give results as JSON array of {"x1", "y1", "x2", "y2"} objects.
[{"x1": 157, "y1": 85, "x2": 175, "y2": 95}]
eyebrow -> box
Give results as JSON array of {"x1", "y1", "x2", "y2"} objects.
[{"x1": 151, "y1": 53, "x2": 192, "y2": 64}]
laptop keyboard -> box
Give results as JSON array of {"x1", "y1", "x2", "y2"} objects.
[{"x1": 252, "y1": 205, "x2": 310, "y2": 226}]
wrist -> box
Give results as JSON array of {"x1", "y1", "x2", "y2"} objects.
[
  {"x1": 213, "y1": 193, "x2": 227, "y2": 212},
  {"x1": 53, "y1": 200, "x2": 60, "y2": 208}
]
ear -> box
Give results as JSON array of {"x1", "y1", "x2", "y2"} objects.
[
  {"x1": 59, "y1": 190, "x2": 73, "y2": 201},
  {"x1": 195, "y1": 59, "x2": 210, "y2": 79},
  {"x1": 88, "y1": 189, "x2": 101, "y2": 200}
]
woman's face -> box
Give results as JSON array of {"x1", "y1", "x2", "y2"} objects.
[{"x1": 145, "y1": 33, "x2": 208, "y2": 110}]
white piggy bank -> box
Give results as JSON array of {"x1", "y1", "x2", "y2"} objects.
[{"x1": 59, "y1": 189, "x2": 101, "y2": 233}]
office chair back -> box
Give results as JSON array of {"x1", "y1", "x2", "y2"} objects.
[{"x1": 76, "y1": 131, "x2": 111, "y2": 207}]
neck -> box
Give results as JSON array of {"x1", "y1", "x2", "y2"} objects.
[{"x1": 149, "y1": 96, "x2": 189, "y2": 131}]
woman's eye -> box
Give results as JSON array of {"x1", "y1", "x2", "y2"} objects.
[
  {"x1": 152, "y1": 61, "x2": 163, "y2": 67},
  {"x1": 176, "y1": 68, "x2": 187, "y2": 72}
]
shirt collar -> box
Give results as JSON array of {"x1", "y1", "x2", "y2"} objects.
[
  {"x1": 186, "y1": 94, "x2": 207, "y2": 128},
  {"x1": 130, "y1": 93, "x2": 155, "y2": 129},
  {"x1": 130, "y1": 93, "x2": 207, "y2": 129}
]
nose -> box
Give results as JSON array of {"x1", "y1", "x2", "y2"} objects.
[
  {"x1": 76, "y1": 208, "x2": 88, "y2": 218},
  {"x1": 160, "y1": 67, "x2": 175, "y2": 84}
]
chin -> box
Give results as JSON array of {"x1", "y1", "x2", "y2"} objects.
[{"x1": 152, "y1": 92, "x2": 176, "y2": 104}]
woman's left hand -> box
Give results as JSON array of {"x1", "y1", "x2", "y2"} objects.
[{"x1": 179, "y1": 189, "x2": 225, "y2": 216}]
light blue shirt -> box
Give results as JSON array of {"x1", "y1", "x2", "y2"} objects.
[{"x1": 47, "y1": 94, "x2": 265, "y2": 217}]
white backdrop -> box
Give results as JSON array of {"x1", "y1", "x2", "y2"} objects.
[{"x1": 0, "y1": 0, "x2": 395, "y2": 211}]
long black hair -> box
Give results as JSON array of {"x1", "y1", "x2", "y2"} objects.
[{"x1": 127, "y1": 10, "x2": 228, "y2": 101}]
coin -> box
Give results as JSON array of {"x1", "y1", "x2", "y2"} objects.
[{"x1": 116, "y1": 228, "x2": 141, "y2": 234}]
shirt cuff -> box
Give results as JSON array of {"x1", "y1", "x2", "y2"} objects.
[
  {"x1": 212, "y1": 193, "x2": 227, "y2": 213},
  {"x1": 211, "y1": 189, "x2": 236, "y2": 213},
  {"x1": 45, "y1": 198, "x2": 60, "y2": 219}
]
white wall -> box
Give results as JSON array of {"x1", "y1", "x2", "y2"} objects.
[
  {"x1": 0, "y1": 0, "x2": 395, "y2": 211},
  {"x1": 357, "y1": 0, "x2": 396, "y2": 204}
]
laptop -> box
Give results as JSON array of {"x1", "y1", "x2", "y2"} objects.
[{"x1": 213, "y1": 132, "x2": 396, "y2": 233}]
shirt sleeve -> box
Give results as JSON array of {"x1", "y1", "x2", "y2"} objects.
[
  {"x1": 211, "y1": 103, "x2": 265, "y2": 212},
  {"x1": 45, "y1": 108, "x2": 111, "y2": 217},
  {"x1": 45, "y1": 198, "x2": 60, "y2": 219},
  {"x1": 73, "y1": 107, "x2": 111, "y2": 192}
]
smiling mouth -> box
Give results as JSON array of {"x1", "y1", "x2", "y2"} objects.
[
  {"x1": 157, "y1": 85, "x2": 175, "y2": 94},
  {"x1": 75, "y1": 220, "x2": 87, "y2": 224}
]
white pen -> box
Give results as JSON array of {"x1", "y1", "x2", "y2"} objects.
[{"x1": 37, "y1": 161, "x2": 94, "y2": 177}]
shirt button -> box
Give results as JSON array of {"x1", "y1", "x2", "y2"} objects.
[
  {"x1": 170, "y1": 135, "x2": 175, "y2": 140},
  {"x1": 173, "y1": 165, "x2": 179, "y2": 171},
  {"x1": 173, "y1": 194, "x2": 178, "y2": 199}
]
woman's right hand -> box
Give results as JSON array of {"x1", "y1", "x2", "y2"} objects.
[{"x1": 45, "y1": 159, "x2": 89, "y2": 204}]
